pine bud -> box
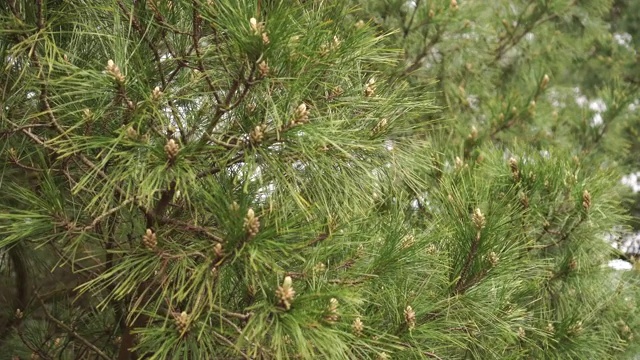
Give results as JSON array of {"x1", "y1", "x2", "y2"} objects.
[
  {"x1": 528, "y1": 100, "x2": 536, "y2": 115},
  {"x1": 501, "y1": 19, "x2": 510, "y2": 31},
  {"x1": 142, "y1": 229, "x2": 157, "y2": 250},
  {"x1": 356, "y1": 243, "x2": 365, "y2": 257},
  {"x1": 364, "y1": 77, "x2": 376, "y2": 97},
  {"x1": 164, "y1": 139, "x2": 179, "y2": 161},
  {"x1": 243, "y1": 208, "x2": 260, "y2": 238},
  {"x1": 568, "y1": 258, "x2": 578, "y2": 270},
  {"x1": 292, "y1": 103, "x2": 310, "y2": 125},
  {"x1": 230, "y1": 201, "x2": 240, "y2": 212},
  {"x1": 450, "y1": 0, "x2": 459, "y2": 10},
  {"x1": 404, "y1": 305, "x2": 416, "y2": 330},
  {"x1": 174, "y1": 311, "x2": 190, "y2": 334},
  {"x1": 82, "y1": 108, "x2": 93, "y2": 121},
  {"x1": 455, "y1": 156, "x2": 464, "y2": 170},
  {"x1": 213, "y1": 242, "x2": 223, "y2": 257},
  {"x1": 15, "y1": 309, "x2": 23, "y2": 319},
  {"x1": 249, "y1": 18, "x2": 263, "y2": 35},
  {"x1": 582, "y1": 190, "x2": 591, "y2": 211},
  {"x1": 328, "y1": 85, "x2": 344, "y2": 100},
  {"x1": 546, "y1": 322, "x2": 555, "y2": 334},
  {"x1": 372, "y1": 118, "x2": 388, "y2": 134},
  {"x1": 275, "y1": 276, "x2": 295, "y2": 310},
  {"x1": 540, "y1": 74, "x2": 550, "y2": 89},
  {"x1": 509, "y1": 157, "x2": 520, "y2": 182},
  {"x1": 355, "y1": 20, "x2": 365, "y2": 29},
  {"x1": 126, "y1": 126, "x2": 138, "y2": 140},
  {"x1": 105, "y1": 59, "x2": 125, "y2": 83},
  {"x1": 333, "y1": 35, "x2": 341, "y2": 48},
  {"x1": 261, "y1": 32, "x2": 270, "y2": 45},
  {"x1": 425, "y1": 244, "x2": 437, "y2": 255},
  {"x1": 314, "y1": 262, "x2": 326, "y2": 272},
  {"x1": 619, "y1": 321, "x2": 631, "y2": 334},
  {"x1": 517, "y1": 327, "x2": 526, "y2": 339},
  {"x1": 377, "y1": 352, "x2": 390, "y2": 360},
  {"x1": 319, "y1": 43, "x2": 330, "y2": 56},
  {"x1": 401, "y1": 234, "x2": 415, "y2": 249},
  {"x1": 487, "y1": 251, "x2": 499, "y2": 267},
  {"x1": 151, "y1": 86, "x2": 163, "y2": 101},
  {"x1": 353, "y1": 317, "x2": 364, "y2": 336},
  {"x1": 569, "y1": 320, "x2": 583, "y2": 335},
  {"x1": 7, "y1": 147, "x2": 17, "y2": 160},
  {"x1": 258, "y1": 60, "x2": 269, "y2": 78},
  {"x1": 250, "y1": 124, "x2": 268, "y2": 144},
  {"x1": 325, "y1": 298, "x2": 339, "y2": 324},
  {"x1": 519, "y1": 191, "x2": 529, "y2": 209},
  {"x1": 472, "y1": 208, "x2": 486, "y2": 230},
  {"x1": 469, "y1": 125, "x2": 478, "y2": 139}
]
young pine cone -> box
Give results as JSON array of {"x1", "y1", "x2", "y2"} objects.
[
  {"x1": 142, "y1": 229, "x2": 157, "y2": 250},
  {"x1": 243, "y1": 208, "x2": 260, "y2": 238},
  {"x1": 174, "y1": 311, "x2": 190, "y2": 334}
]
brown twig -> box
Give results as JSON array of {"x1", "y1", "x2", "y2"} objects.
[
  {"x1": 160, "y1": 217, "x2": 225, "y2": 243},
  {"x1": 455, "y1": 231, "x2": 482, "y2": 294},
  {"x1": 35, "y1": 292, "x2": 112, "y2": 360},
  {"x1": 82, "y1": 198, "x2": 136, "y2": 231},
  {"x1": 192, "y1": 0, "x2": 222, "y2": 104},
  {"x1": 404, "y1": 26, "x2": 443, "y2": 75},
  {"x1": 14, "y1": 325, "x2": 53, "y2": 360}
]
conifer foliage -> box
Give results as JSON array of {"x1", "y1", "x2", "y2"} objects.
[{"x1": 0, "y1": 0, "x2": 638, "y2": 359}]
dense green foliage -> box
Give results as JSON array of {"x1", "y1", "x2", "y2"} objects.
[{"x1": 0, "y1": 0, "x2": 638, "y2": 359}]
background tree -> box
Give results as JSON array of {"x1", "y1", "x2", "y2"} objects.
[
  {"x1": 1, "y1": 1, "x2": 639, "y2": 360},
  {"x1": 352, "y1": 0, "x2": 640, "y2": 248}
]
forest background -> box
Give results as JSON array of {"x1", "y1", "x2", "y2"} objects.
[{"x1": 1, "y1": 0, "x2": 640, "y2": 359}]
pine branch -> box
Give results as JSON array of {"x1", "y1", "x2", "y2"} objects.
[
  {"x1": 81, "y1": 198, "x2": 136, "y2": 231},
  {"x1": 455, "y1": 230, "x2": 482, "y2": 294},
  {"x1": 35, "y1": 292, "x2": 112, "y2": 360},
  {"x1": 0, "y1": 245, "x2": 28, "y2": 347},
  {"x1": 404, "y1": 25, "x2": 443, "y2": 75},
  {"x1": 191, "y1": 0, "x2": 223, "y2": 105}
]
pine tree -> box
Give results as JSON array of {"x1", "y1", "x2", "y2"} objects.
[{"x1": 0, "y1": 1, "x2": 638, "y2": 360}]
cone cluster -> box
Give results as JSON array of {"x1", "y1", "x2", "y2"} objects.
[
  {"x1": 404, "y1": 305, "x2": 416, "y2": 330},
  {"x1": 472, "y1": 208, "x2": 486, "y2": 230},
  {"x1": 164, "y1": 139, "x2": 179, "y2": 161},
  {"x1": 325, "y1": 298, "x2": 339, "y2": 324},
  {"x1": 276, "y1": 276, "x2": 295, "y2": 310},
  {"x1": 151, "y1": 86, "x2": 163, "y2": 101},
  {"x1": 174, "y1": 311, "x2": 190, "y2": 333},
  {"x1": 364, "y1": 78, "x2": 376, "y2": 97},
  {"x1": 243, "y1": 208, "x2": 260, "y2": 238},
  {"x1": 353, "y1": 317, "x2": 364, "y2": 336},
  {"x1": 142, "y1": 229, "x2": 157, "y2": 250},
  {"x1": 250, "y1": 124, "x2": 268, "y2": 144},
  {"x1": 106, "y1": 59, "x2": 125, "y2": 83},
  {"x1": 258, "y1": 61, "x2": 269, "y2": 78},
  {"x1": 509, "y1": 157, "x2": 520, "y2": 182},
  {"x1": 292, "y1": 103, "x2": 310, "y2": 126},
  {"x1": 582, "y1": 190, "x2": 591, "y2": 211}
]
